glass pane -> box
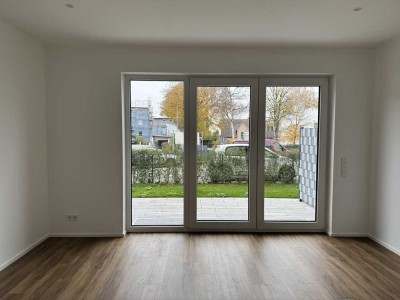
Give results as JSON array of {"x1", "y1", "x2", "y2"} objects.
[
  {"x1": 196, "y1": 86, "x2": 251, "y2": 221},
  {"x1": 131, "y1": 80, "x2": 184, "y2": 226},
  {"x1": 264, "y1": 86, "x2": 319, "y2": 222}
]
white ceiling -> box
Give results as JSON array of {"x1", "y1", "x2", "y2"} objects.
[{"x1": 1, "y1": 0, "x2": 400, "y2": 47}]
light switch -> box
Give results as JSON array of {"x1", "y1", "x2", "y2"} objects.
[{"x1": 341, "y1": 157, "x2": 348, "y2": 177}]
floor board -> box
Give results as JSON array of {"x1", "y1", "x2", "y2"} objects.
[{"x1": 0, "y1": 234, "x2": 399, "y2": 299}]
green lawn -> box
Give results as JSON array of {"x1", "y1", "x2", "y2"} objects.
[{"x1": 132, "y1": 183, "x2": 299, "y2": 198}]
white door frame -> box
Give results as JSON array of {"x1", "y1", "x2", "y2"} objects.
[
  {"x1": 123, "y1": 74, "x2": 329, "y2": 232},
  {"x1": 123, "y1": 74, "x2": 189, "y2": 233},
  {"x1": 257, "y1": 77, "x2": 329, "y2": 230},
  {"x1": 188, "y1": 77, "x2": 259, "y2": 230}
]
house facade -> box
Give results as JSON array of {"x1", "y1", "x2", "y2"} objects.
[
  {"x1": 131, "y1": 109, "x2": 182, "y2": 148},
  {"x1": 220, "y1": 119, "x2": 249, "y2": 143},
  {"x1": 151, "y1": 117, "x2": 181, "y2": 148},
  {"x1": 131, "y1": 107, "x2": 152, "y2": 143}
]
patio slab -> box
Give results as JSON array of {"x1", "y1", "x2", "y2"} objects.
[{"x1": 132, "y1": 198, "x2": 315, "y2": 225}]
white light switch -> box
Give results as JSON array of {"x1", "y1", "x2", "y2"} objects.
[{"x1": 341, "y1": 157, "x2": 348, "y2": 177}]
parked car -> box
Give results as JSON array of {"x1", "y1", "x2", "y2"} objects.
[
  {"x1": 215, "y1": 144, "x2": 291, "y2": 163},
  {"x1": 232, "y1": 139, "x2": 249, "y2": 144},
  {"x1": 232, "y1": 139, "x2": 288, "y2": 154},
  {"x1": 265, "y1": 139, "x2": 289, "y2": 154}
]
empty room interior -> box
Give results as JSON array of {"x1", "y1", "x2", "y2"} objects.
[{"x1": 1, "y1": 0, "x2": 400, "y2": 299}]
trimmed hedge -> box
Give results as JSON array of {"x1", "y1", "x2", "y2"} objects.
[
  {"x1": 131, "y1": 149, "x2": 183, "y2": 184},
  {"x1": 132, "y1": 149, "x2": 298, "y2": 184}
]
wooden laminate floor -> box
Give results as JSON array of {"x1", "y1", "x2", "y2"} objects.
[{"x1": 0, "y1": 234, "x2": 399, "y2": 300}]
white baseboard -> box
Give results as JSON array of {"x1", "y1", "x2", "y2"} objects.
[
  {"x1": 368, "y1": 234, "x2": 400, "y2": 256},
  {"x1": 327, "y1": 232, "x2": 369, "y2": 237},
  {"x1": 50, "y1": 233, "x2": 126, "y2": 238},
  {"x1": 0, "y1": 234, "x2": 50, "y2": 272},
  {"x1": 327, "y1": 232, "x2": 400, "y2": 256}
]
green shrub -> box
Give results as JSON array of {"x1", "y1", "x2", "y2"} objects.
[
  {"x1": 207, "y1": 153, "x2": 234, "y2": 183},
  {"x1": 132, "y1": 148, "x2": 296, "y2": 184},
  {"x1": 264, "y1": 157, "x2": 280, "y2": 183},
  {"x1": 131, "y1": 149, "x2": 183, "y2": 184},
  {"x1": 278, "y1": 165, "x2": 296, "y2": 183}
]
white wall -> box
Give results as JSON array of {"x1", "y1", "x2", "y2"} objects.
[
  {"x1": 45, "y1": 46, "x2": 373, "y2": 235},
  {"x1": 0, "y1": 19, "x2": 48, "y2": 269},
  {"x1": 370, "y1": 36, "x2": 400, "y2": 254}
]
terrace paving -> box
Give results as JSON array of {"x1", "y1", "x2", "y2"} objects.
[{"x1": 132, "y1": 197, "x2": 315, "y2": 225}]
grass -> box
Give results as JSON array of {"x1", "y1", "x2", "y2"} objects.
[{"x1": 132, "y1": 183, "x2": 299, "y2": 198}]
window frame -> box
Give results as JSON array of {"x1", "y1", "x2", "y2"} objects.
[
  {"x1": 257, "y1": 77, "x2": 328, "y2": 230},
  {"x1": 123, "y1": 74, "x2": 329, "y2": 233},
  {"x1": 123, "y1": 74, "x2": 189, "y2": 232}
]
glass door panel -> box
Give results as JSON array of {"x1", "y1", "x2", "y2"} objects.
[
  {"x1": 257, "y1": 78, "x2": 328, "y2": 230},
  {"x1": 196, "y1": 86, "x2": 251, "y2": 221},
  {"x1": 263, "y1": 86, "x2": 320, "y2": 222},
  {"x1": 189, "y1": 78, "x2": 258, "y2": 229},
  {"x1": 130, "y1": 80, "x2": 185, "y2": 226}
]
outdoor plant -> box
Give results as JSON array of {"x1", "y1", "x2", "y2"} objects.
[
  {"x1": 207, "y1": 152, "x2": 234, "y2": 183},
  {"x1": 132, "y1": 148, "x2": 298, "y2": 185},
  {"x1": 132, "y1": 148, "x2": 184, "y2": 184},
  {"x1": 196, "y1": 150, "x2": 213, "y2": 183},
  {"x1": 284, "y1": 148, "x2": 301, "y2": 170},
  {"x1": 264, "y1": 157, "x2": 280, "y2": 183},
  {"x1": 278, "y1": 164, "x2": 296, "y2": 183}
]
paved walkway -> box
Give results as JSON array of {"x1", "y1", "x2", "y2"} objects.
[{"x1": 132, "y1": 198, "x2": 315, "y2": 225}]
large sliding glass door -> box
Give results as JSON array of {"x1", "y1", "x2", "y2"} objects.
[{"x1": 125, "y1": 75, "x2": 327, "y2": 232}]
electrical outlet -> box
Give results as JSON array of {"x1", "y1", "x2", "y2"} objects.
[{"x1": 67, "y1": 214, "x2": 79, "y2": 221}]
